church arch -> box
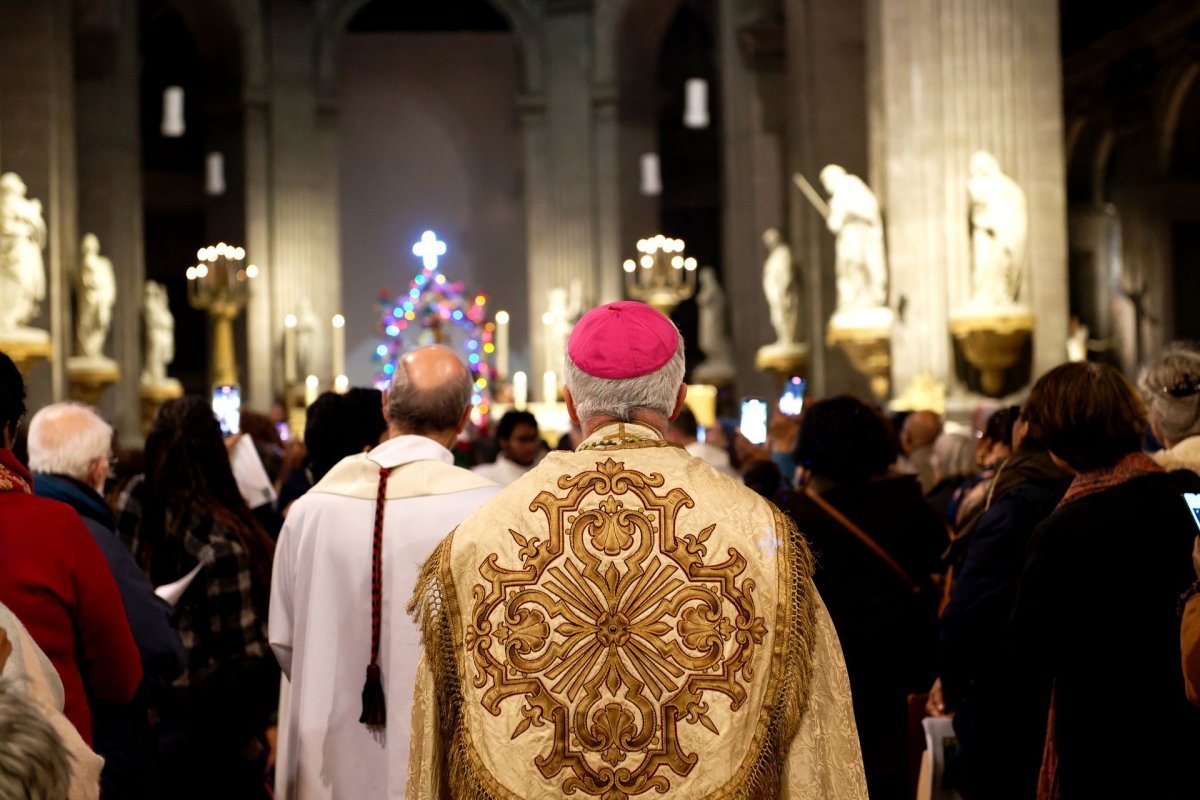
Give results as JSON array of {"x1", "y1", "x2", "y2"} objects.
[{"x1": 313, "y1": 0, "x2": 543, "y2": 101}]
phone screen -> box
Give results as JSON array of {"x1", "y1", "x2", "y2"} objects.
[
  {"x1": 740, "y1": 398, "x2": 768, "y2": 445},
  {"x1": 212, "y1": 385, "x2": 241, "y2": 436},
  {"x1": 1185, "y1": 493, "x2": 1200, "y2": 533},
  {"x1": 779, "y1": 377, "x2": 807, "y2": 417}
]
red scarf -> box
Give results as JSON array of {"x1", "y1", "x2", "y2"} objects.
[
  {"x1": 1038, "y1": 450, "x2": 1164, "y2": 799},
  {"x1": 0, "y1": 448, "x2": 32, "y2": 495}
]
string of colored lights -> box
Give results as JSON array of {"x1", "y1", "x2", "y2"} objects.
[{"x1": 373, "y1": 231, "x2": 496, "y2": 422}]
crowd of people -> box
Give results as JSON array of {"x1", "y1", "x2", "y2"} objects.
[{"x1": 1, "y1": 304, "x2": 1199, "y2": 799}]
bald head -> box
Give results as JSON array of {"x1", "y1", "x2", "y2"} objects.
[
  {"x1": 384, "y1": 345, "x2": 473, "y2": 437},
  {"x1": 27, "y1": 403, "x2": 113, "y2": 491},
  {"x1": 900, "y1": 410, "x2": 942, "y2": 455}
]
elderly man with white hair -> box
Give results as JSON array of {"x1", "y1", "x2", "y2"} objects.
[
  {"x1": 406, "y1": 301, "x2": 867, "y2": 800},
  {"x1": 28, "y1": 402, "x2": 184, "y2": 798}
]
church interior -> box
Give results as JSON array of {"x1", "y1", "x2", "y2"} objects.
[{"x1": 1, "y1": 0, "x2": 1198, "y2": 437}]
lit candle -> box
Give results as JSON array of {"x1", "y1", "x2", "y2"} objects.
[
  {"x1": 304, "y1": 374, "x2": 319, "y2": 406},
  {"x1": 283, "y1": 314, "x2": 297, "y2": 386},
  {"x1": 331, "y1": 314, "x2": 346, "y2": 381},
  {"x1": 495, "y1": 310, "x2": 510, "y2": 381},
  {"x1": 543, "y1": 370, "x2": 557, "y2": 404},
  {"x1": 334, "y1": 374, "x2": 349, "y2": 394},
  {"x1": 513, "y1": 371, "x2": 528, "y2": 411}
]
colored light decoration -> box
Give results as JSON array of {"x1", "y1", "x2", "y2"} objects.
[{"x1": 374, "y1": 229, "x2": 493, "y2": 421}]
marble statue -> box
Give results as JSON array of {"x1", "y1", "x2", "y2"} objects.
[
  {"x1": 543, "y1": 280, "x2": 582, "y2": 376},
  {"x1": 141, "y1": 281, "x2": 175, "y2": 385},
  {"x1": 761, "y1": 228, "x2": 801, "y2": 346},
  {"x1": 75, "y1": 234, "x2": 116, "y2": 359},
  {"x1": 967, "y1": 151, "x2": 1027, "y2": 308},
  {"x1": 294, "y1": 297, "x2": 319, "y2": 378},
  {"x1": 693, "y1": 267, "x2": 735, "y2": 383},
  {"x1": 0, "y1": 172, "x2": 48, "y2": 334},
  {"x1": 819, "y1": 164, "x2": 888, "y2": 314}
]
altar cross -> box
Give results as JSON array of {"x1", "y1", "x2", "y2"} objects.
[{"x1": 412, "y1": 230, "x2": 447, "y2": 270}]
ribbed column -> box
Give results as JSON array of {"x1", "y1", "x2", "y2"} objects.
[
  {"x1": 76, "y1": 0, "x2": 143, "y2": 443},
  {"x1": 720, "y1": 0, "x2": 786, "y2": 400},
  {"x1": 872, "y1": 0, "x2": 1068, "y2": 397}
]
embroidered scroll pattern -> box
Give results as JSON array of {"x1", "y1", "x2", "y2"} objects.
[{"x1": 467, "y1": 458, "x2": 767, "y2": 799}]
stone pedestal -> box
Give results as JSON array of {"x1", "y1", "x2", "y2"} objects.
[
  {"x1": 0, "y1": 331, "x2": 54, "y2": 377},
  {"x1": 139, "y1": 380, "x2": 183, "y2": 434},
  {"x1": 684, "y1": 384, "x2": 719, "y2": 430},
  {"x1": 67, "y1": 357, "x2": 120, "y2": 405},
  {"x1": 949, "y1": 307, "x2": 1035, "y2": 397},
  {"x1": 827, "y1": 307, "x2": 894, "y2": 401},
  {"x1": 755, "y1": 342, "x2": 808, "y2": 389}
]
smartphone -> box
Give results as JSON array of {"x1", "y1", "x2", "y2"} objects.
[
  {"x1": 275, "y1": 421, "x2": 290, "y2": 443},
  {"x1": 212, "y1": 384, "x2": 241, "y2": 436},
  {"x1": 1185, "y1": 493, "x2": 1200, "y2": 532},
  {"x1": 740, "y1": 398, "x2": 768, "y2": 445},
  {"x1": 779, "y1": 377, "x2": 807, "y2": 417}
]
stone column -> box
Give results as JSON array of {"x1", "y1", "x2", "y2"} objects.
[
  {"x1": 719, "y1": 0, "x2": 787, "y2": 400},
  {"x1": 870, "y1": 0, "x2": 1068, "y2": 400},
  {"x1": 783, "y1": 0, "x2": 871, "y2": 398},
  {"x1": 242, "y1": 1, "x2": 342, "y2": 409},
  {"x1": 0, "y1": 0, "x2": 76, "y2": 407},
  {"x1": 524, "y1": 8, "x2": 601, "y2": 386},
  {"x1": 75, "y1": 0, "x2": 144, "y2": 442}
]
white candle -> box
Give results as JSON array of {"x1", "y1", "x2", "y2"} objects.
[
  {"x1": 205, "y1": 152, "x2": 226, "y2": 196},
  {"x1": 543, "y1": 370, "x2": 557, "y2": 404},
  {"x1": 683, "y1": 78, "x2": 709, "y2": 129},
  {"x1": 305, "y1": 374, "x2": 319, "y2": 407},
  {"x1": 640, "y1": 153, "x2": 662, "y2": 196},
  {"x1": 161, "y1": 86, "x2": 185, "y2": 137},
  {"x1": 495, "y1": 310, "x2": 510, "y2": 381},
  {"x1": 331, "y1": 314, "x2": 346, "y2": 381},
  {"x1": 283, "y1": 314, "x2": 297, "y2": 386},
  {"x1": 513, "y1": 371, "x2": 528, "y2": 411},
  {"x1": 334, "y1": 374, "x2": 349, "y2": 394}
]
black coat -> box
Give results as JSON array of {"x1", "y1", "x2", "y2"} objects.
[
  {"x1": 938, "y1": 450, "x2": 1070, "y2": 799},
  {"x1": 783, "y1": 471, "x2": 946, "y2": 800},
  {"x1": 1010, "y1": 469, "x2": 1200, "y2": 799}
]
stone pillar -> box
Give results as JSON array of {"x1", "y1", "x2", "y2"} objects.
[
  {"x1": 0, "y1": 0, "x2": 76, "y2": 408},
  {"x1": 870, "y1": 0, "x2": 1068, "y2": 400},
  {"x1": 719, "y1": 0, "x2": 787, "y2": 400},
  {"x1": 75, "y1": 0, "x2": 144, "y2": 442},
  {"x1": 524, "y1": 8, "x2": 601, "y2": 386},
  {"x1": 242, "y1": 1, "x2": 342, "y2": 409},
  {"x1": 783, "y1": 0, "x2": 871, "y2": 398}
]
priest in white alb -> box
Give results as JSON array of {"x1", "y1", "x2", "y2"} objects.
[
  {"x1": 407, "y1": 301, "x2": 868, "y2": 799},
  {"x1": 269, "y1": 345, "x2": 500, "y2": 799}
]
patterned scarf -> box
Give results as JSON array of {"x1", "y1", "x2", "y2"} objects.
[
  {"x1": 0, "y1": 448, "x2": 32, "y2": 495},
  {"x1": 1038, "y1": 450, "x2": 1164, "y2": 800}
]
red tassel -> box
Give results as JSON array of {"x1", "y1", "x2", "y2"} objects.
[{"x1": 359, "y1": 663, "x2": 386, "y2": 727}]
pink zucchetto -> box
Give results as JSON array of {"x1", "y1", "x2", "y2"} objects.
[{"x1": 567, "y1": 301, "x2": 679, "y2": 379}]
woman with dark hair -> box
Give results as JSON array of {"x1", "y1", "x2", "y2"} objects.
[
  {"x1": 1010, "y1": 362, "x2": 1200, "y2": 799},
  {"x1": 113, "y1": 396, "x2": 277, "y2": 800},
  {"x1": 782, "y1": 395, "x2": 946, "y2": 800}
]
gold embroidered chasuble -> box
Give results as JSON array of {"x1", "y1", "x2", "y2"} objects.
[{"x1": 408, "y1": 422, "x2": 867, "y2": 799}]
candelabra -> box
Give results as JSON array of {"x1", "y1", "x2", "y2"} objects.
[
  {"x1": 186, "y1": 242, "x2": 258, "y2": 387},
  {"x1": 623, "y1": 235, "x2": 697, "y2": 315}
]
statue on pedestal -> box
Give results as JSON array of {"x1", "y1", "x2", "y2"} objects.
[
  {"x1": 818, "y1": 164, "x2": 888, "y2": 316},
  {"x1": 967, "y1": 151, "x2": 1027, "y2": 309},
  {"x1": 761, "y1": 228, "x2": 801, "y2": 347},
  {"x1": 543, "y1": 281, "x2": 581, "y2": 384},
  {"x1": 294, "y1": 297, "x2": 319, "y2": 378},
  {"x1": 141, "y1": 281, "x2": 176, "y2": 386},
  {"x1": 0, "y1": 172, "x2": 48, "y2": 335},
  {"x1": 692, "y1": 267, "x2": 735, "y2": 385},
  {"x1": 75, "y1": 234, "x2": 116, "y2": 359}
]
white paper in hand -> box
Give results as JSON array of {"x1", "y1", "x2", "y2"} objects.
[
  {"x1": 155, "y1": 544, "x2": 216, "y2": 607},
  {"x1": 230, "y1": 433, "x2": 278, "y2": 509}
]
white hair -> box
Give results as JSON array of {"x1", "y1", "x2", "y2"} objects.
[
  {"x1": 0, "y1": 679, "x2": 72, "y2": 800},
  {"x1": 1139, "y1": 344, "x2": 1200, "y2": 445},
  {"x1": 563, "y1": 335, "x2": 685, "y2": 424},
  {"x1": 27, "y1": 403, "x2": 112, "y2": 481}
]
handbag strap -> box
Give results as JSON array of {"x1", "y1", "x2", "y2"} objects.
[{"x1": 804, "y1": 487, "x2": 921, "y2": 594}]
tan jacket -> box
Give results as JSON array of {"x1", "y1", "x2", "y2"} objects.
[
  {"x1": 407, "y1": 421, "x2": 866, "y2": 799},
  {"x1": 1184, "y1": 591, "x2": 1200, "y2": 708}
]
